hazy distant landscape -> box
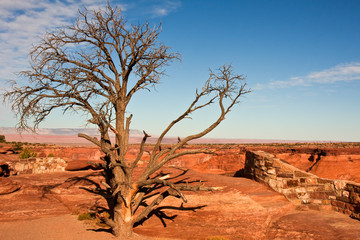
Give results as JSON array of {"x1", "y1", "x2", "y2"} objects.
[{"x1": 0, "y1": 127, "x2": 307, "y2": 145}]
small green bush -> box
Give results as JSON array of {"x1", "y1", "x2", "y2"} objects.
[
  {"x1": 206, "y1": 237, "x2": 230, "y2": 240},
  {"x1": 19, "y1": 148, "x2": 37, "y2": 159},
  {"x1": 14, "y1": 142, "x2": 23, "y2": 151},
  {"x1": 47, "y1": 153, "x2": 55, "y2": 157},
  {"x1": 0, "y1": 135, "x2": 5, "y2": 143},
  {"x1": 78, "y1": 212, "x2": 96, "y2": 221}
]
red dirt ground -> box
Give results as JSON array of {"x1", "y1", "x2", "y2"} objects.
[{"x1": 1, "y1": 142, "x2": 360, "y2": 239}]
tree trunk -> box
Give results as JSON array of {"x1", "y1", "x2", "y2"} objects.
[{"x1": 113, "y1": 208, "x2": 133, "y2": 238}]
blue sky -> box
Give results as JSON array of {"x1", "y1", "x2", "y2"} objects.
[{"x1": 1, "y1": 0, "x2": 360, "y2": 141}]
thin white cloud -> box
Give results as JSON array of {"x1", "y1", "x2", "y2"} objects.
[
  {"x1": 308, "y1": 62, "x2": 360, "y2": 83},
  {"x1": 0, "y1": 0, "x2": 119, "y2": 84},
  {"x1": 0, "y1": 0, "x2": 178, "y2": 86},
  {"x1": 256, "y1": 62, "x2": 360, "y2": 90},
  {"x1": 150, "y1": 0, "x2": 181, "y2": 17}
]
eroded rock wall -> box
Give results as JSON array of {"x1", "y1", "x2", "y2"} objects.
[{"x1": 244, "y1": 150, "x2": 360, "y2": 220}]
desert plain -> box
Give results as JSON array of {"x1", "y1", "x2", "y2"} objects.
[{"x1": 1, "y1": 136, "x2": 360, "y2": 240}]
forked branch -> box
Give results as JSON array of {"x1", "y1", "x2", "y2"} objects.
[{"x1": 140, "y1": 64, "x2": 250, "y2": 181}]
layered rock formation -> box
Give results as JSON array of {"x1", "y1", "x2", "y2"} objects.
[{"x1": 244, "y1": 150, "x2": 360, "y2": 220}]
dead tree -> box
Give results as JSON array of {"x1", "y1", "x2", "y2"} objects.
[{"x1": 3, "y1": 4, "x2": 250, "y2": 238}]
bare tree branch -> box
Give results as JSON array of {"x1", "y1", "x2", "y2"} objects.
[
  {"x1": 78, "y1": 133, "x2": 101, "y2": 147},
  {"x1": 140, "y1": 65, "x2": 251, "y2": 181},
  {"x1": 130, "y1": 131, "x2": 151, "y2": 171}
]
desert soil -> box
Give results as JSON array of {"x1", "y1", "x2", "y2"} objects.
[
  {"x1": 1, "y1": 168, "x2": 360, "y2": 240},
  {"x1": 1, "y1": 143, "x2": 360, "y2": 239}
]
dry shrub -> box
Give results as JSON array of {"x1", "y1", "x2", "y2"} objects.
[{"x1": 206, "y1": 236, "x2": 230, "y2": 240}]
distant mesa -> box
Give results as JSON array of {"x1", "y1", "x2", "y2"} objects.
[
  {"x1": 0, "y1": 127, "x2": 143, "y2": 145},
  {"x1": 0, "y1": 127, "x2": 307, "y2": 145},
  {"x1": 0, "y1": 127, "x2": 143, "y2": 137}
]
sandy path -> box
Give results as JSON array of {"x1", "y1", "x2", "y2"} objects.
[
  {"x1": 2, "y1": 169, "x2": 360, "y2": 239},
  {"x1": 0, "y1": 214, "x2": 117, "y2": 240}
]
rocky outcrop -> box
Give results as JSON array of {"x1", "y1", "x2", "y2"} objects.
[
  {"x1": 65, "y1": 160, "x2": 101, "y2": 171},
  {"x1": 0, "y1": 147, "x2": 15, "y2": 155},
  {"x1": 0, "y1": 163, "x2": 13, "y2": 177},
  {"x1": 0, "y1": 178, "x2": 21, "y2": 195},
  {"x1": 244, "y1": 150, "x2": 360, "y2": 220},
  {"x1": 274, "y1": 150, "x2": 360, "y2": 182}
]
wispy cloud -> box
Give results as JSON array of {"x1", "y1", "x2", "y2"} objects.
[
  {"x1": 149, "y1": 0, "x2": 181, "y2": 17},
  {"x1": 0, "y1": 0, "x2": 179, "y2": 85},
  {"x1": 0, "y1": 0, "x2": 117, "y2": 84},
  {"x1": 256, "y1": 62, "x2": 360, "y2": 90}
]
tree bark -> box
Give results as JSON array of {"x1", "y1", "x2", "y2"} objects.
[{"x1": 113, "y1": 209, "x2": 134, "y2": 237}]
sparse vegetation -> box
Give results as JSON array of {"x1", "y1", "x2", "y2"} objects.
[
  {"x1": 47, "y1": 153, "x2": 55, "y2": 157},
  {"x1": 78, "y1": 212, "x2": 96, "y2": 221},
  {"x1": 0, "y1": 135, "x2": 5, "y2": 143},
  {"x1": 13, "y1": 142, "x2": 23, "y2": 151},
  {"x1": 206, "y1": 236, "x2": 230, "y2": 240},
  {"x1": 19, "y1": 147, "x2": 37, "y2": 159}
]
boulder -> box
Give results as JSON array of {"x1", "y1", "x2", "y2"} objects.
[
  {"x1": 0, "y1": 178, "x2": 21, "y2": 195},
  {"x1": 0, "y1": 163, "x2": 16, "y2": 177},
  {"x1": 0, "y1": 147, "x2": 15, "y2": 155},
  {"x1": 65, "y1": 160, "x2": 101, "y2": 171}
]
